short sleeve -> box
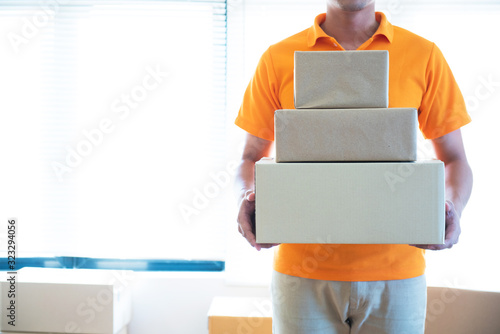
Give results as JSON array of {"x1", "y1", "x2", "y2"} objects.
[
  {"x1": 418, "y1": 44, "x2": 471, "y2": 139},
  {"x1": 234, "y1": 48, "x2": 281, "y2": 141}
]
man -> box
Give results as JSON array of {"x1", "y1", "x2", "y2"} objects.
[{"x1": 234, "y1": 0, "x2": 473, "y2": 333}]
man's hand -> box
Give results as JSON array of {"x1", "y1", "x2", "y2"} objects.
[
  {"x1": 411, "y1": 200, "x2": 461, "y2": 250},
  {"x1": 234, "y1": 133, "x2": 278, "y2": 251},
  {"x1": 410, "y1": 129, "x2": 472, "y2": 251},
  {"x1": 237, "y1": 190, "x2": 279, "y2": 251}
]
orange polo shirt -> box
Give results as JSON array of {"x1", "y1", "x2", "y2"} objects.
[{"x1": 235, "y1": 12, "x2": 471, "y2": 281}]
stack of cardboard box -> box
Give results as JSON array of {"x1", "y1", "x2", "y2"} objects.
[
  {"x1": 0, "y1": 268, "x2": 132, "y2": 334},
  {"x1": 255, "y1": 50, "x2": 445, "y2": 245}
]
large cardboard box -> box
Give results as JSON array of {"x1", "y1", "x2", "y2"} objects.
[
  {"x1": 0, "y1": 268, "x2": 133, "y2": 334},
  {"x1": 294, "y1": 50, "x2": 389, "y2": 109},
  {"x1": 275, "y1": 108, "x2": 417, "y2": 162},
  {"x1": 425, "y1": 287, "x2": 500, "y2": 334},
  {"x1": 255, "y1": 158, "x2": 445, "y2": 244},
  {"x1": 208, "y1": 297, "x2": 272, "y2": 334}
]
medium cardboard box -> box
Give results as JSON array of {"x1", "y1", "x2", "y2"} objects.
[
  {"x1": 207, "y1": 297, "x2": 272, "y2": 334},
  {"x1": 275, "y1": 108, "x2": 417, "y2": 162},
  {"x1": 425, "y1": 287, "x2": 500, "y2": 334},
  {"x1": 255, "y1": 158, "x2": 445, "y2": 244},
  {"x1": 294, "y1": 50, "x2": 389, "y2": 109},
  {"x1": 0, "y1": 268, "x2": 133, "y2": 334}
]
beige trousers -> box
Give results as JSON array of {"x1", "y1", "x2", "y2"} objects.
[{"x1": 271, "y1": 270, "x2": 427, "y2": 334}]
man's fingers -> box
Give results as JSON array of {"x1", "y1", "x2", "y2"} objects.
[
  {"x1": 444, "y1": 221, "x2": 460, "y2": 248},
  {"x1": 410, "y1": 244, "x2": 437, "y2": 250},
  {"x1": 237, "y1": 192, "x2": 258, "y2": 248},
  {"x1": 239, "y1": 219, "x2": 253, "y2": 238},
  {"x1": 411, "y1": 202, "x2": 460, "y2": 251},
  {"x1": 238, "y1": 220, "x2": 257, "y2": 245},
  {"x1": 258, "y1": 243, "x2": 280, "y2": 249},
  {"x1": 238, "y1": 190, "x2": 277, "y2": 251},
  {"x1": 444, "y1": 201, "x2": 460, "y2": 247},
  {"x1": 245, "y1": 190, "x2": 255, "y2": 202},
  {"x1": 445, "y1": 221, "x2": 457, "y2": 241},
  {"x1": 411, "y1": 244, "x2": 443, "y2": 251},
  {"x1": 237, "y1": 212, "x2": 255, "y2": 239}
]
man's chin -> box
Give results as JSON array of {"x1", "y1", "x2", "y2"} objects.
[{"x1": 331, "y1": 0, "x2": 375, "y2": 12}]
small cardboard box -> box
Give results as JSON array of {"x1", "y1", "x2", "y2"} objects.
[
  {"x1": 425, "y1": 287, "x2": 500, "y2": 334},
  {"x1": 207, "y1": 297, "x2": 272, "y2": 334},
  {"x1": 275, "y1": 108, "x2": 417, "y2": 162},
  {"x1": 0, "y1": 268, "x2": 133, "y2": 334},
  {"x1": 255, "y1": 158, "x2": 445, "y2": 244},
  {"x1": 294, "y1": 50, "x2": 389, "y2": 109}
]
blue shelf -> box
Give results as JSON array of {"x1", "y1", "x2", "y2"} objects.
[{"x1": 0, "y1": 257, "x2": 225, "y2": 272}]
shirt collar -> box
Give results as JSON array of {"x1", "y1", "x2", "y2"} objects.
[{"x1": 307, "y1": 12, "x2": 394, "y2": 48}]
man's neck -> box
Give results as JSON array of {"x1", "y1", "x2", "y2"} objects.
[{"x1": 320, "y1": 4, "x2": 379, "y2": 50}]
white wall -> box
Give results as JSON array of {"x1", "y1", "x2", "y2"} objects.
[{"x1": 128, "y1": 272, "x2": 270, "y2": 334}]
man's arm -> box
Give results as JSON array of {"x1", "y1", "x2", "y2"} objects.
[
  {"x1": 413, "y1": 128, "x2": 473, "y2": 250},
  {"x1": 235, "y1": 132, "x2": 276, "y2": 251}
]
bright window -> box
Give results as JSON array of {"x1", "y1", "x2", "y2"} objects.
[{"x1": 0, "y1": 0, "x2": 228, "y2": 260}]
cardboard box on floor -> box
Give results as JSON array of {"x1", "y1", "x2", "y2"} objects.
[
  {"x1": 208, "y1": 297, "x2": 272, "y2": 334},
  {"x1": 425, "y1": 287, "x2": 500, "y2": 334},
  {"x1": 294, "y1": 50, "x2": 389, "y2": 109},
  {"x1": 0, "y1": 268, "x2": 133, "y2": 334},
  {"x1": 255, "y1": 158, "x2": 445, "y2": 244},
  {"x1": 275, "y1": 108, "x2": 417, "y2": 162}
]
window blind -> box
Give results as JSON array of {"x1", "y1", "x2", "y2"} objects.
[{"x1": 0, "y1": 0, "x2": 228, "y2": 260}]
